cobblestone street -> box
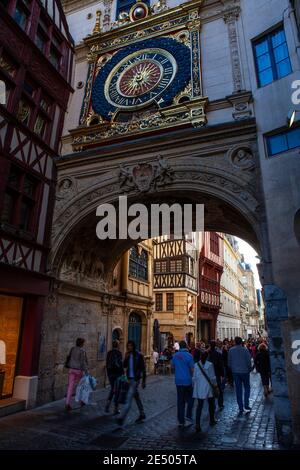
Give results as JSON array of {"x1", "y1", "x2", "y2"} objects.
[{"x1": 0, "y1": 371, "x2": 281, "y2": 451}]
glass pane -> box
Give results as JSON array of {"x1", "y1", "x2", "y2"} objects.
[
  {"x1": 274, "y1": 43, "x2": 289, "y2": 63},
  {"x1": 23, "y1": 81, "x2": 35, "y2": 96},
  {"x1": 23, "y1": 176, "x2": 37, "y2": 197},
  {"x1": 257, "y1": 53, "x2": 272, "y2": 71},
  {"x1": 272, "y1": 29, "x2": 286, "y2": 48},
  {"x1": 35, "y1": 33, "x2": 47, "y2": 53},
  {"x1": 17, "y1": 99, "x2": 31, "y2": 125},
  {"x1": 287, "y1": 128, "x2": 300, "y2": 150},
  {"x1": 268, "y1": 134, "x2": 288, "y2": 156},
  {"x1": 0, "y1": 54, "x2": 17, "y2": 78},
  {"x1": 49, "y1": 47, "x2": 60, "y2": 70},
  {"x1": 255, "y1": 40, "x2": 269, "y2": 57},
  {"x1": 259, "y1": 68, "x2": 274, "y2": 87},
  {"x1": 14, "y1": 6, "x2": 28, "y2": 30},
  {"x1": 276, "y1": 58, "x2": 292, "y2": 78},
  {"x1": 34, "y1": 114, "x2": 46, "y2": 137},
  {"x1": 19, "y1": 200, "x2": 32, "y2": 231},
  {"x1": 1, "y1": 192, "x2": 15, "y2": 224}
]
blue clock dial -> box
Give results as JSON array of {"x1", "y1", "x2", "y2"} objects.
[
  {"x1": 104, "y1": 49, "x2": 177, "y2": 109},
  {"x1": 92, "y1": 37, "x2": 191, "y2": 121}
]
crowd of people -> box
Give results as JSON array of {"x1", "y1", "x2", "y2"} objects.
[{"x1": 63, "y1": 335, "x2": 271, "y2": 433}]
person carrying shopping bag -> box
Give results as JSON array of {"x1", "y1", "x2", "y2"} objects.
[{"x1": 64, "y1": 337, "x2": 88, "y2": 411}]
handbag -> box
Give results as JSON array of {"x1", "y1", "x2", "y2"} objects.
[
  {"x1": 64, "y1": 347, "x2": 74, "y2": 369},
  {"x1": 116, "y1": 376, "x2": 129, "y2": 404},
  {"x1": 197, "y1": 362, "x2": 220, "y2": 399}
]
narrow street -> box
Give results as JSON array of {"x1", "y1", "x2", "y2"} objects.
[{"x1": 0, "y1": 372, "x2": 280, "y2": 450}]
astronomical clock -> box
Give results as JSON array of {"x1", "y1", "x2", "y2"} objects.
[{"x1": 71, "y1": 0, "x2": 207, "y2": 151}]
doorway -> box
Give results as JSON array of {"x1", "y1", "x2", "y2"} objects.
[
  {"x1": 0, "y1": 295, "x2": 23, "y2": 398},
  {"x1": 128, "y1": 312, "x2": 142, "y2": 351}
]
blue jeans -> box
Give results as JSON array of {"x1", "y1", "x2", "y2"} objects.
[
  {"x1": 233, "y1": 372, "x2": 250, "y2": 411},
  {"x1": 119, "y1": 379, "x2": 144, "y2": 420},
  {"x1": 176, "y1": 385, "x2": 194, "y2": 425}
]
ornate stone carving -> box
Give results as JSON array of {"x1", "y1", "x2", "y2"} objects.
[
  {"x1": 228, "y1": 145, "x2": 255, "y2": 170},
  {"x1": 119, "y1": 156, "x2": 174, "y2": 193},
  {"x1": 227, "y1": 91, "x2": 253, "y2": 120},
  {"x1": 56, "y1": 177, "x2": 77, "y2": 208},
  {"x1": 59, "y1": 237, "x2": 108, "y2": 292},
  {"x1": 103, "y1": 0, "x2": 113, "y2": 31},
  {"x1": 223, "y1": 5, "x2": 243, "y2": 93}
]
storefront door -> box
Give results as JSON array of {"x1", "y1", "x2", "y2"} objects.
[{"x1": 0, "y1": 295, "x2": 23, "y2": 398}]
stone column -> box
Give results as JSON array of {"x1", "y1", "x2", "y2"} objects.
[
  {"x1": 264, "y1": 285, "x2": 294, "y2": 447},
  {"x1": 223, "y1": 6, "x2": 244, "y2": 93},
  {"x1": 187, "y1": 11, "x2": 203, "y2": 98},
  {"x1": 103, "y1": 0, "x2": 113, "y2": 31}
]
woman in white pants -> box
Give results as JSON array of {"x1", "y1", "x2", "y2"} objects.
[{"x1": 193, "y1": 351, "x2": 217, "y2": 433}]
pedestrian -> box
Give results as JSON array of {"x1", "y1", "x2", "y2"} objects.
[
  {"x1": 117, "y1": 340, "x2": 146, "y2": 426},
  {"x1": 208, "y1": 340, "x2": 225, "y2": 410},
  {"x1": 105, "y1": 340, "x2": 124, "y2": 414},
  {"x1": 254, "y1": 343, "x2": 272, "y2": 397},
  {"x1": 152, "y1": 348, "x2": 159, "y2": 375},
  {"x1": 193, "y1": 350, "x2": 218, "y2": 433},
  {"x1": 222, "y1": 341, "x2": 233, "y2": 387},
  {"x1": 65, "y1": 337, "x2": 88, "y2": 411},
  {"x1": 228, "y1": 336, "x2": 252, "y2": 414},
  {"x1": 171, "y1": 340, "x2": 194, "y2": 428}
]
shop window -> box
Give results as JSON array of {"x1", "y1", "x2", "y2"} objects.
[{"x1": 0, "y1": 296, "x2": 23, "y2": 397}]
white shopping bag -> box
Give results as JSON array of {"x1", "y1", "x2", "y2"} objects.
[{"x1": 75, "y1": 375, "x2": 93, "y2": 405}]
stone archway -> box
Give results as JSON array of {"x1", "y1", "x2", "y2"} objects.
[{"x1": 36, "y1": 122, "x2": 297, "y2": 445}]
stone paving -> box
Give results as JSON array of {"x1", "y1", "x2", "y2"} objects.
[{"x1": 0, "y1": 371, "x2": 281, "y2": 450}]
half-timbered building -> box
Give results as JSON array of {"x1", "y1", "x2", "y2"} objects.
[{"x1": 0, "y1": 0, "x2": 73, "y2": 411}]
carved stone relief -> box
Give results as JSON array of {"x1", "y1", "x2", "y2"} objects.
[
  {"x1": 119, "y1": 156, "x2": 174, "y2": 193},
  {"x1": 228, "y1": 145, "x2": 255, "y2": 170}
]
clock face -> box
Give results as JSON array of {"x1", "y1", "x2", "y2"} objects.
[
  {"x1": 104, "y1": 49, "x2": 177, "y2": 109},
  {"x1": 91, "y1": 37, "x2": 191, "y2": 121}
]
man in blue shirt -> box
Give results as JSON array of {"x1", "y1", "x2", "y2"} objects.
[
  {"x1": 171, "y1": 340, "x2": 194, "y2": 427},
  {"x1": 228, "y1": 337, "x2": 252, "y2": 414}
]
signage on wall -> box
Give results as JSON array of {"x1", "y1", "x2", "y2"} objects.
[{"x1": 97, "y1": 332, "x2": 106, "y2": 361}]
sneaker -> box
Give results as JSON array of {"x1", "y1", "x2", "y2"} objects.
[
  {"x1": 113, "y1": 408, "x2": 120, "y2": 415},
  {"x1": 244, "y1": 407, "x2": 251, "y2": 413},
  {"x1": 135, "y1": 415, "x2": 146, "y2": 424},
  {"x1": 195, "y1": 426, "x2": 202, "y2": 433},
  {"x1": 65, "y1": 404, "x2": 72, "y2": 411}
]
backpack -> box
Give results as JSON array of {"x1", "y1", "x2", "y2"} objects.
[{"x1": 107, "y1": 350, "x2": 123, "y2": 373}]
